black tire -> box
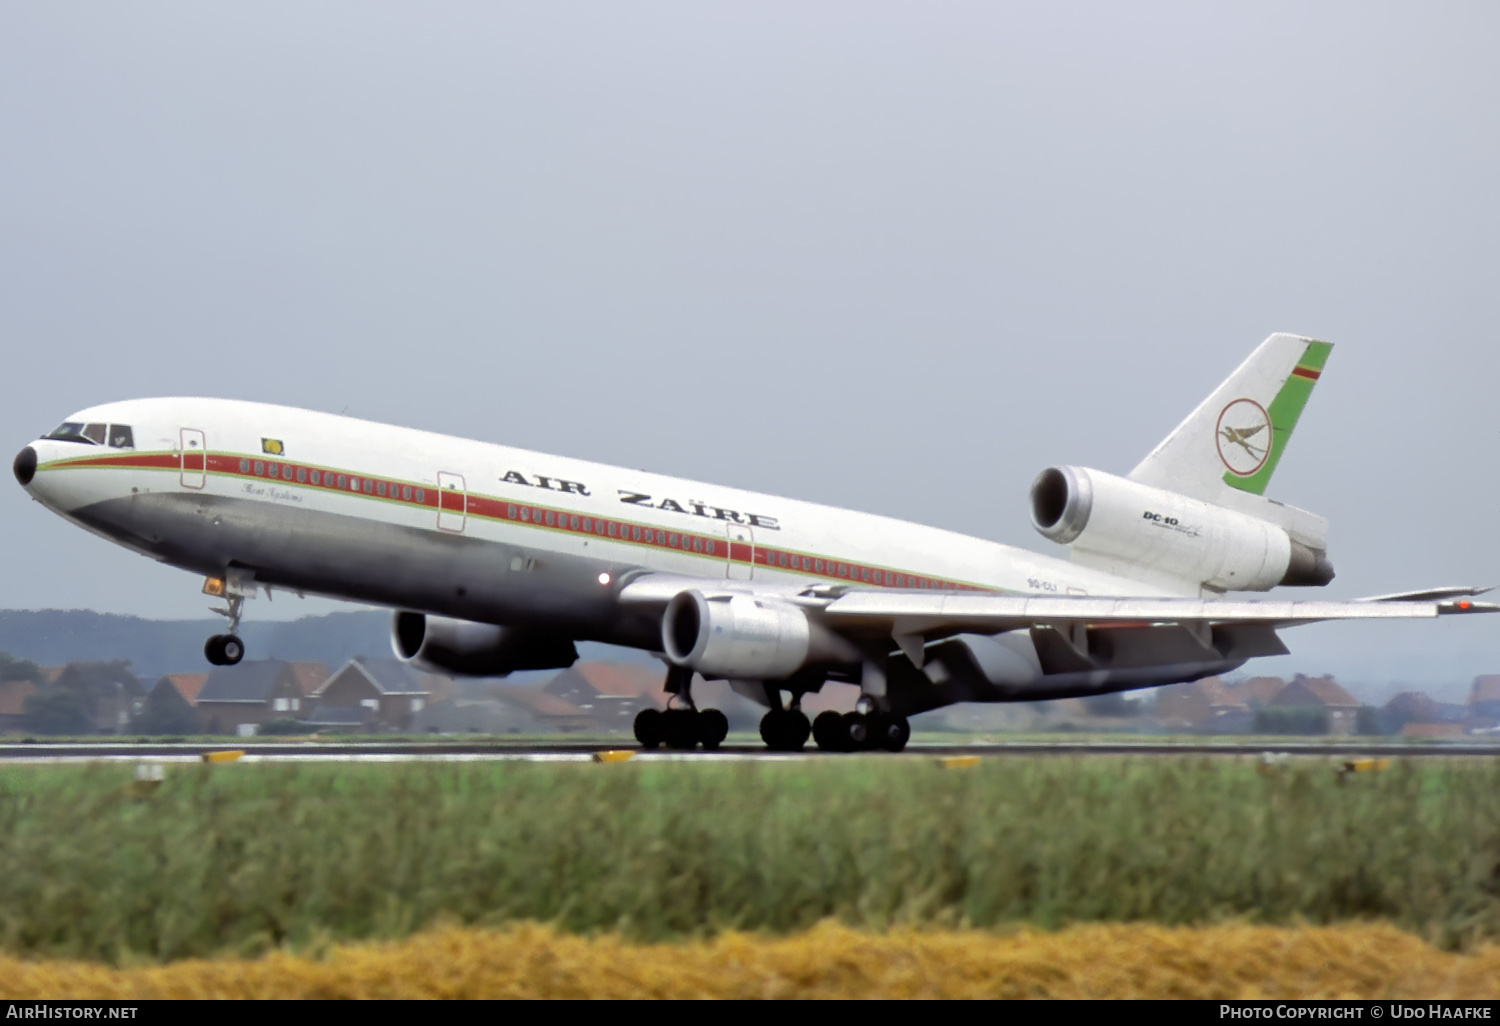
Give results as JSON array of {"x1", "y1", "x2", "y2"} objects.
[
  {"x1": 203, "y1": 635, "x2": 225, "y2": 666},
  {"x1": 813, "y1": 711, "x2": 844, "y2": 752},
  {"x1": 698, "y1": 709, "x2": 729, "y2": 750},
  {"x1": 221, "y1": 634, "x2": 245, "y2": 665},
  {"x1": 841, "y1": 711, "x2": 870, "y2": 750},
  {"x1": 786, "y1": 710, "x2": 810, "y2": 752},
  {"x1": 759, "y1": 710, "x2": 784, "y2": 750},
  {"x1": 633, "y1": 708, "x2": 663, "y2": 749},
  {"x1": 664, "y1": 709, "x2": 699, "y2": 750},
  {"x1": 877, "y1": 713, "x2": 911, "y2": 752}
]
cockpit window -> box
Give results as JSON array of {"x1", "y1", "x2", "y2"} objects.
[
  {"x1": 43, "y1": 421, "x2": 134, "y2": 447},
  {"x1": 45, "y1": 422, "x2": 93, "y2": 444}
]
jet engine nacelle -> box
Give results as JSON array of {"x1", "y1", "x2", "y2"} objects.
[
  {"x1": 1029, "y1": 465, "x2": 1333, "y2": 591},
  {"x1": 391, "y1": 611, "x2": 578, "y2": 677},
  {"x1": 662, "y1": 590, "x2": 858, "y2": 680}
]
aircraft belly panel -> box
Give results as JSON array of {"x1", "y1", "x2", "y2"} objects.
[{"x1": 65, "y1": 492, "x2": 655, "y2": 646}]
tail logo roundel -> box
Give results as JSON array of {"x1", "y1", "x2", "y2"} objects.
[{"x1": 1215, "y1": 399, "x2": 1272, "y2": 476}]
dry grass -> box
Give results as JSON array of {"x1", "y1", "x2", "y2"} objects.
[{"x1": 2, "y1": 921, "x2": 1498, "y2": 999}]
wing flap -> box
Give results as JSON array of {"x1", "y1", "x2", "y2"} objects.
[{"x1": 821, "y1": 590, "x2": 1498, "y2": 637}]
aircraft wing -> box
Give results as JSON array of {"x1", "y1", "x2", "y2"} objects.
[
  {"x1": 817, "y1": 589, "x2": 1498, "y2": 639},
  {"x1": 619, "y1": 574, "x2": 1498, "y2": 641}
]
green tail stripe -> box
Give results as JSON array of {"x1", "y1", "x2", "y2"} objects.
[{"x1": 1223, "y1": 340, "x2": 1332, "y2": 495}]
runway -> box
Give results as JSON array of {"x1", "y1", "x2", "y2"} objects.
[{"x1": 1, "y1": 738, "x2": 1497, "y2": 763}]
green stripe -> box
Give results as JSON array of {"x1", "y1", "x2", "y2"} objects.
[{"x1": 1223, "y1": 340, "x2": 1332, "y2": 495}]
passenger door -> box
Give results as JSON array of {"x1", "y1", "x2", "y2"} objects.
[
  {"x1": 180, "y1": 428, "x2": 206, "y2": 489},
  {"x1": 726, "y1": 523, "x2": 754, "y2": 580},
  {"x1": 437, "y1": 471, "x2": 466, "y2": 532}
]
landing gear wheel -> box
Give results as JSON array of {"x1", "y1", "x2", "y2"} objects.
[
  {"x1": 698, "y1": 709, "x2": 729, "y2": 751},
  {"x1": 634, "y1": 708, "x2": 663, "y2": 749},
  {"x1": 840, "y1": 711, "x2": 870, "y2": 751},
  {"x1": 813, "y1": 711, "x2": 846, "y2": 752},
  {"x1": 220, "y1": 634, "x2": 244, "y2": 665},
  {"x1": 759, "y1": 709, "x2": 810, "y2": 752},
  {"x1": 664, "y1": 709, "x2": 700, "y2": 750},
  {"x1": 874, "y1": 713, "x2": 910, "y2": 752},
  {"x1": 204, "y1": 634, "x2": 245, "y2": 667}
]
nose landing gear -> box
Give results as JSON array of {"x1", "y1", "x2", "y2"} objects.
[{"x1": 203, "y1": 582, "x2": 246, "y2": 667}]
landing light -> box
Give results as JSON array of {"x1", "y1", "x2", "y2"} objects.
[{"x1": 598, "y1": 573, "x2": 611, "y2": 586}]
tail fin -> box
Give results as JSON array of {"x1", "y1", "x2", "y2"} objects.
[{"x1": 1127, "y1": 332, "x2": 1332, "y2": 547}]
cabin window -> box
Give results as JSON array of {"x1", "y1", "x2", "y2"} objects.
[
  {"x1": 81, "y1": 423, "x2": 107, "y2": 445},
  {"x1": 632, "y1": 526, "x2": 641, "y2": 541},
  {"x1": 362, "y1": 479, "x2": 373, "y2": 493},
  {"x1": 415, "y1": 489, "x2": 425, "y2": 503},
  {"x1": 310, "y1": 470, "x2": 320, "y2": 485},
  {"x1": 402, "y1": 486, "x2": 412, "y2": 501},
  {"x1": 107, "y1": 425, "x2": 134, "y2": 448},
  {"x1": 337, "y1": 475, "x2": 347, "y2": 489},
  {"x1": 284, "y1": 465, "x2": 295, "y2": 480},
  {"x1": 508, "y1": 504, "x2": 518, "y2": 519},
  {"x1": 570, "y1": 515, "x2": 580, "y2": 530},
  {"x1": 861, "y1": 568, "x2": 871, "y2": 582},
  {"x1": 582, "y1": 518, "x2": 592, "y2": 533},
  {"x1": 545, "y1": 511, "x2": 555, "y2": 526},
  {"x1": 265, "y1": 462, "x2": 277, "y2": 477},
  {"x1": 519, "y1": 507, "x2": 529, "y2": 522},
  {"x1": 376, "y1": 481, "x2": 387, "y2": 497},
  {"x1": 607, "y1": 522, "x2": 617, "y2": 537},
  {"x1": 655, "y1": 530, "x2": 665, "y2": 544},
  {"x1": 692, "y1": 537, "x2": 701, "y2": 552},
  {"x1": 296, "y1": 467, "x2": 307, "y2": 483},
  {"x1": 240, "y1": 459, "x2": 250, "y2": 473},
  {"x1": 705, "y1": 540, "x2": 715, "y2": 555},
  {"x1": 669, "y1": 533, "x2": 679, "y2": 548},
  {"x1": 778, "y1": 553, "x2": 788, "y2": 567}
]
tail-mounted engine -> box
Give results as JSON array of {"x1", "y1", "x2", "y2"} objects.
[
  {"x1": 391, "y1": 611, "x2": 578, "y2": 677},
  {"x1": 1029, "y1": 465, "x2": 1333, "y2": 591}
]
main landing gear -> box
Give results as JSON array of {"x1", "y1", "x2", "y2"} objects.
[
  {"x1": 811, "y1": 709, "x2": 911, "y2": 753},
  {"x1": 634, "y1": 666, "x2": 729, "y2": 751},
  {"x1": 204, "y1": 586, "x2": 246, "y2": 667}
]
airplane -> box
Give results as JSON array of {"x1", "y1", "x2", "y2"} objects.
[{"x1": 11, "y1": 333, "x2": 1494, "y2": 752}]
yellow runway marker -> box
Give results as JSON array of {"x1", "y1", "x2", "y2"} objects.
[
  {"x1": 201, "y1": 750, "x2": 243, "y2": 765},
  {"x1": 592, "y1": 750, "x2": 634, "y2": 764},
  {"x1": 939, "y1": 755, "x2": 981, "y2": 769}
]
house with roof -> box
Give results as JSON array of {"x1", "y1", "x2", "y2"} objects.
[
  {"x1": 1268, "y1": 674, "x2": 1363, "y2": 736},
  {"x1": 1232, "y1": 676, "x2": 1287, "y2": 708},
  {"x1": 307, "y1": 658, "x2": 432, "y2": 731},
  {"x1": 543, "y1": 662, "x2": 667, "y2": 729},
  {"x1": 195, "y1": 660, "x2": 309, "y2": 735},
  {"x1": 1470, "y1": 675, "x2": 1500, "y2": 728},
  {"x1": 1155, "y1": 677, "x2": 1252, "y2": 732},
  {"x1": 0, "y1": 679, "x2": 38, "y2": 734},
  {"x1": 285, "y1": 662, "x2": 331, "y2": 699},
  {"x1": 135, "y1": 673, "x2": 209, "y2": 734}
]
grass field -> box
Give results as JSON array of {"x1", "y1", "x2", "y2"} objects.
[
  {"x1": 1, "y1": 757, "x2": 1497, "y2": 965},
  {"x1": 5, "y1": 922, "x2": 1499, "y2": 999}
]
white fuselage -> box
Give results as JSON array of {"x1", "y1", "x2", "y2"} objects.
[{"x1": 18, "y1": 398, "x2": 1182, "y2": 648}]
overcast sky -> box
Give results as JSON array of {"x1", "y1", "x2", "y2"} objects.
[{"x1": 2, "y1": 3, "x2": 1497, "y2": 692}]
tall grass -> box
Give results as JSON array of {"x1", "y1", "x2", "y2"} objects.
[{"x1": 0, "y1": 758, "x2": 1497, "y2": 963}]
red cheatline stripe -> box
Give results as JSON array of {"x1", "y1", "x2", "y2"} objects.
[
  {"x1": 44, "y1": 449, "x2": 996, "y2": 594},
  {"x1": 1290, "y1": 366, "x2": 1321, "y2": 380}
]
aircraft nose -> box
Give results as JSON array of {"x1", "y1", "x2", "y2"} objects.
[{"x1": 13, "y1": 446, "x2": 36, "y2": 487}]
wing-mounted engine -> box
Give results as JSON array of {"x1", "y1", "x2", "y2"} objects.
[
  {"x1": 391, "y1": 611, "x2": 578, "y2": 677},
  {"x1": 1029, "y1": 465, "x2": 1333, "y2": 591},
  {"x1": 661, "y1": 590, "x2": 860, "y2": 680}
]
